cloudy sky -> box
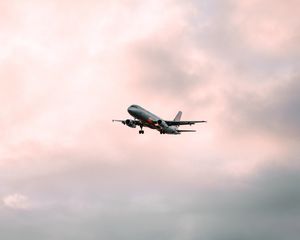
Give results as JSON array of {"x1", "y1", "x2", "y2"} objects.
[{"x1": 1, "y1": 0, "x2": 300, "y2": 239}]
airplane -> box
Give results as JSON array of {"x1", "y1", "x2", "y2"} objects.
[{"x1": 113, "y1": 104, "x2": 206, "y2": 135}]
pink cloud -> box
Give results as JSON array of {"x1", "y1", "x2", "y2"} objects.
[
  {"x1": 0, "y1": 0, "x2": 298, "y2": 204},
  {"x1": 231, "y1": 0, "x2": 300, "y2": 55}
]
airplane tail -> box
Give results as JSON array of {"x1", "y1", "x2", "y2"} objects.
[
  {"x1": 174, "y1": 111, "x2": 182, "y2": 121},
  {"x1": 173, "y1": 111, "x2": 182, "y2": 129}
]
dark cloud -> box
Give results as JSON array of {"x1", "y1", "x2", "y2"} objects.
[
  {"x1": 1, "y1": 158, "x2": 300, "y2": 239},
  {"x1": 227, "y1": 75, "x2": 300, "y2": 140}
]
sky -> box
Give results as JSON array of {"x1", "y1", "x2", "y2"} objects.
[{"x1": 0, "y1": 0, "x2": 300, "y2": 239}]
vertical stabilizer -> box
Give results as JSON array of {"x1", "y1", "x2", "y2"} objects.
[{"x1": 174, "y1": 111, "x2": 182, "y2": 121}]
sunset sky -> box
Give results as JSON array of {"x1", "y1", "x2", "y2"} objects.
[{"x1": 1, "y1": 0, "x2": 300, "y2": 239}]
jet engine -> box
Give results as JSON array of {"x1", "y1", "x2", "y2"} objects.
[
  {"x1": 157, "y1": 119, "x2": 169, "y2": 129},
  {"x1": 125, "y1": 119, "x2": 136, "y2": 128},
  {"x1": 157, "y1": 119, "x2": 176, "y2": 134}
]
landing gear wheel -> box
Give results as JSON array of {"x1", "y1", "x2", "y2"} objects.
[{"x1": 139, "y1": 126, "x2": 144, "y2": 134}]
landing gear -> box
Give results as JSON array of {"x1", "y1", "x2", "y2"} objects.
[{"x1": 139, "y1": 126, "x2": 144, "y2": 134}]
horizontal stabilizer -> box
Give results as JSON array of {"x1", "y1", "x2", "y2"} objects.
[
  {"x1": 166, "y1": 120, "x2": 206, "y2": 126},
  {"x1": 177, "y1": 130, "x2": 196, "y2": 133}
]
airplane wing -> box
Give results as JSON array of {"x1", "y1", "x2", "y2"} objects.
[
  {"x1": 112, "y1": 119, "x2": 143, "y2": 126},
  {"x1": 112, "y1": 120, "x2": 125, "y2": 123},
  {"x1": 165, "y1": 120, "x2": 207, "y2": 126}
]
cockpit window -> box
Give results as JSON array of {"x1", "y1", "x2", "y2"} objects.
[{"x1": 131, "y1": 105, "x2": 139, "y2": 108}]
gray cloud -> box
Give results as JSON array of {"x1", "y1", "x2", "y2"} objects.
[
  {"x1": 227, "y1": 75, "x2": 300, "y2": 140},
  {"x1": 1, "y1": 156, "x2": 300, "y2": 240}
]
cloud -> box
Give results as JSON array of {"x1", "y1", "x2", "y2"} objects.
[
  {"x1": 231, "y1": 0, "x2": 300, "y2": 56},
  {"x1": 227, "y1": 74, "x2": 300, "y2": 141},
  {"x1": 2, "y1": 194, "x2": 31, "y2": 210},
  {"x1": 0, "y1": 0, "x2": 299, "y2": 239},
  {"x1": 0, "y1": 161, "x2": 300, "y2": 239}
]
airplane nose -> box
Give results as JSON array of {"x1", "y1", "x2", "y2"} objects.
[{"x1": 127, "y1": 106, "x2": 134, "y2": 114}]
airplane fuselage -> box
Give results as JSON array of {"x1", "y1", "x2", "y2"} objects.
[{"x1": 127, "y1": 105, "x2": 179, "y2": 134}]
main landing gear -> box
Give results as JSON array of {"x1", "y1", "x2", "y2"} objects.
[{"x1": 139, "y1": 126, "x2": 144, "y2": 134}]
